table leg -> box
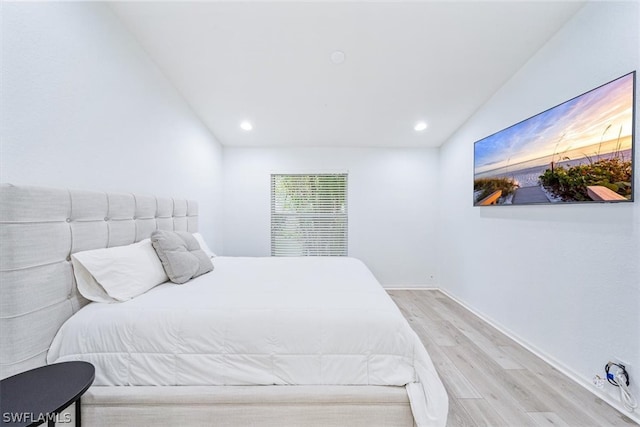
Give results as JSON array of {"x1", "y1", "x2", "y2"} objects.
[{"x1": 76, "y1": 398, "x2": 81, "y2": 427}]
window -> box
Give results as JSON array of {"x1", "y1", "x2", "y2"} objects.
[{"x1": 271, "y1": 174, "x2": 348, "y2": 256}]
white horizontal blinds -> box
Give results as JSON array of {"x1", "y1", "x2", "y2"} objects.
[{"x1": 271, "y1": 174, "x2": 348, "y2": 256}]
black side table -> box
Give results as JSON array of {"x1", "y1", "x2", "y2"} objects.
[{"x1": 1, "y1": 361, "x2": 95, "y2": 427}]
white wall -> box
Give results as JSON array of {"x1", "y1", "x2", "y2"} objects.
[
  {"x1": 438, "y1": 1, "x2": 639, "y2": 416},
  {"x1": 223, "y1": 147, "x2": 439, "y2": 287},
  {"x1": 0, "y1": 2, "x2": 224, "y2": 252}
]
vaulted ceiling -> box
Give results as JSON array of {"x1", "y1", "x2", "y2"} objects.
[{"x1": 111, "y1": 1, "x2": 584, "y2": 148}]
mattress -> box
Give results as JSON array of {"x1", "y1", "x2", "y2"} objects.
[{"x1": 47, "y1": 256, "x2": 447, "y2": 426}]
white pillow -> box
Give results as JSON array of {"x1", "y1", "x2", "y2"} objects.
[
  {"x1": 71, "y1": 239, "x2": 168, "y2": 303},
  {"x1": 193, "y1": 232, "x2": 216, "y2": 258}
]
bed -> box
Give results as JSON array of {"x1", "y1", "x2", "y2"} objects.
[{"x1": 0, "y1": 184, "x2": 448, "y2": 426}]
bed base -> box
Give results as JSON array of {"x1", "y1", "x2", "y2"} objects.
[{"x1": 82, "y1": 385, "x2": 415, "y2": 426}]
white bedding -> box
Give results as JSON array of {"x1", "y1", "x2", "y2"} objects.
[{"x1": 48, "y1": 256, "x2": 448, "y2": 426}]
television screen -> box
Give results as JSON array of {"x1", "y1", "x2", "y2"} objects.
[{"x1": 473, "y1": 71, "x2": 635, "y2": 206}]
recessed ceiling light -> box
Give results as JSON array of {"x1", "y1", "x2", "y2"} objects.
[
  {"x1": 414, "y1": 122, "x2": 428, "y2": 132},
  {"x1": 240, "y1": 121, "x2": 253, "y2": 131},
  {"x1": 331, "y1": 50, "x2": 345, "y2": 65}
]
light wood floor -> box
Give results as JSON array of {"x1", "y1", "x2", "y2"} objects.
[{"x1": 387, "y1": 290, "x2": 638, "y2": 427}]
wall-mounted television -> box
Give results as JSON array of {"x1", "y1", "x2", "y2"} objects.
[{"x1": 474, "y1": 71, "x2": 635, "y2": 206}]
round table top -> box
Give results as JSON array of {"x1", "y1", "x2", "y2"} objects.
[{"x1": 1, "y1": 362, "x2": 95, "y2": 427}]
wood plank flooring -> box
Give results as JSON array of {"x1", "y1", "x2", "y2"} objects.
[{"x1": 387, "y1": 290, "x2": 638, "y2": 427}]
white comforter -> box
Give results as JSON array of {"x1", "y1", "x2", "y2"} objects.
[{"x1": 48, "y1": 257, "x2": 448, "y2": 426}]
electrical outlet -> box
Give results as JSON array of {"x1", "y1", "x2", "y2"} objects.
[{"x1": 593, "y1": 375, "x2": 605, "y2": 389}]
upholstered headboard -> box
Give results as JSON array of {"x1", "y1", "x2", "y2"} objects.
[{"x1": 0, "y1": 184, "x2": 198, "y2": 379}]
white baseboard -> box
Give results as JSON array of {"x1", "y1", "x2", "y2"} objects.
[
  {"x1": 382, "y1": 284, "x2": 438, "y2": 290},
  {"x1": 420, "y1": 287, "x2": 639, "y2": 424}
]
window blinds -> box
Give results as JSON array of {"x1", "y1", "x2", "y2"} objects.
[{"x1": 271, "y1": 174, "x2": 348, "y2": 256}]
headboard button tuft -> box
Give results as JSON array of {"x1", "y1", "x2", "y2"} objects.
[{"x1": 66, "y1": 218, "x2": 71, "y2": 223}]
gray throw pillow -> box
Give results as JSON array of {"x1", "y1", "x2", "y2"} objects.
[{"x1": 150, "y1": 230, "x2": 214, "y2": 284}]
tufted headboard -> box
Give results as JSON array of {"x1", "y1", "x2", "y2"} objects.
[{"x1": 0, "y1": 184, "x2": 198, "y2": 379}]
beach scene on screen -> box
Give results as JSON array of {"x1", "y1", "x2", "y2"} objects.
[{"x1": 474, "y1": 73, "x2": 634, "y2": 206}]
